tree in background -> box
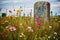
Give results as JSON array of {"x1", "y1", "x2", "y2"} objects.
[{"x1": 2, "y1": 13, "x2": 6, "y2": 17}]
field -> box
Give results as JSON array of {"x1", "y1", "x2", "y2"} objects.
[{"x1": 0, "y1": 15, "x2": 60, "y2": 40}]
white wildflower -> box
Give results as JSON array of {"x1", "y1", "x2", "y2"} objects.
[
  {"x1": 26, "y1": 26, "x2": 32, "y2": 30},
  {"x1": 19, "y1": 35, "x2": 23, "y2": 37},
  {"x1": 49, "y1": 26, "x2": 52, "y2": 28},
  {"x1": 6, "y1": 26, "x2": 9, "y2": 28},
  {"x1": 28, "y1": 26, "x2": 32, "y2": 29},
  {"x1": 20, "y1": 33, "x2": 25, "y2": 37},
  {"x1": 54, "y1": 32, "x2": 57, "y2": 35},
  {"x1": 48, "y1": 36, "x2": 51, "y2": 39},
  {"x1": 21, "y1": 33, "x2": 24, "y2": 36}
]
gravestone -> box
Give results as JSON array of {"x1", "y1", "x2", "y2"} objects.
[{"x1": 34, "y1": 1, "x2": 50, "y2": 24}]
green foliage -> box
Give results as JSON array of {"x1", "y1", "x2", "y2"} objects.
[{"x1": 0, "y1": 16, "x2": 60, "y2": 40}]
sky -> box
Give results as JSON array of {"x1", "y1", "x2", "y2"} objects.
[{"x1": 0, "y1": 0, "x2": 60, "y2": 16}]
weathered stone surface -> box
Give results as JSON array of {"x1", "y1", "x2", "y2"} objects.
[{"x1": 34, "y1": 1, "x2": 50, "y2": 24}]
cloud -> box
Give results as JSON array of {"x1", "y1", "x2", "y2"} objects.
[
  {"x1": 51, "y1": 2, "x2": 60, "y2": 10},
  {"x1": 51, "y1": 2, "x2": 60, "y2": 9},
  {"x1": 0, "y1": 0, "x2": 49, "y2": 4}
]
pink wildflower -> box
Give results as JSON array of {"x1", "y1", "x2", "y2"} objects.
[
  {"x1": 28, "y1": 29, "x2": 34, "y2": 33},
  {"x1": 35, "y1": 16, "x2": 39, "y2": 21},
  {"x1": 9, "y1": 26, "x2": 16, "y2": 31}
]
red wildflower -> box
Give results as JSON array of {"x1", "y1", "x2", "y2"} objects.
[
  {"x1": 36, "y1": 22, "x2": 42, "y2": 26},
  {"x1": 1, "y1": 32, "x2": 5, "y2": 38},
  {"x1": 14, "y1": 25, "x2": 18, "y2": 28}
]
